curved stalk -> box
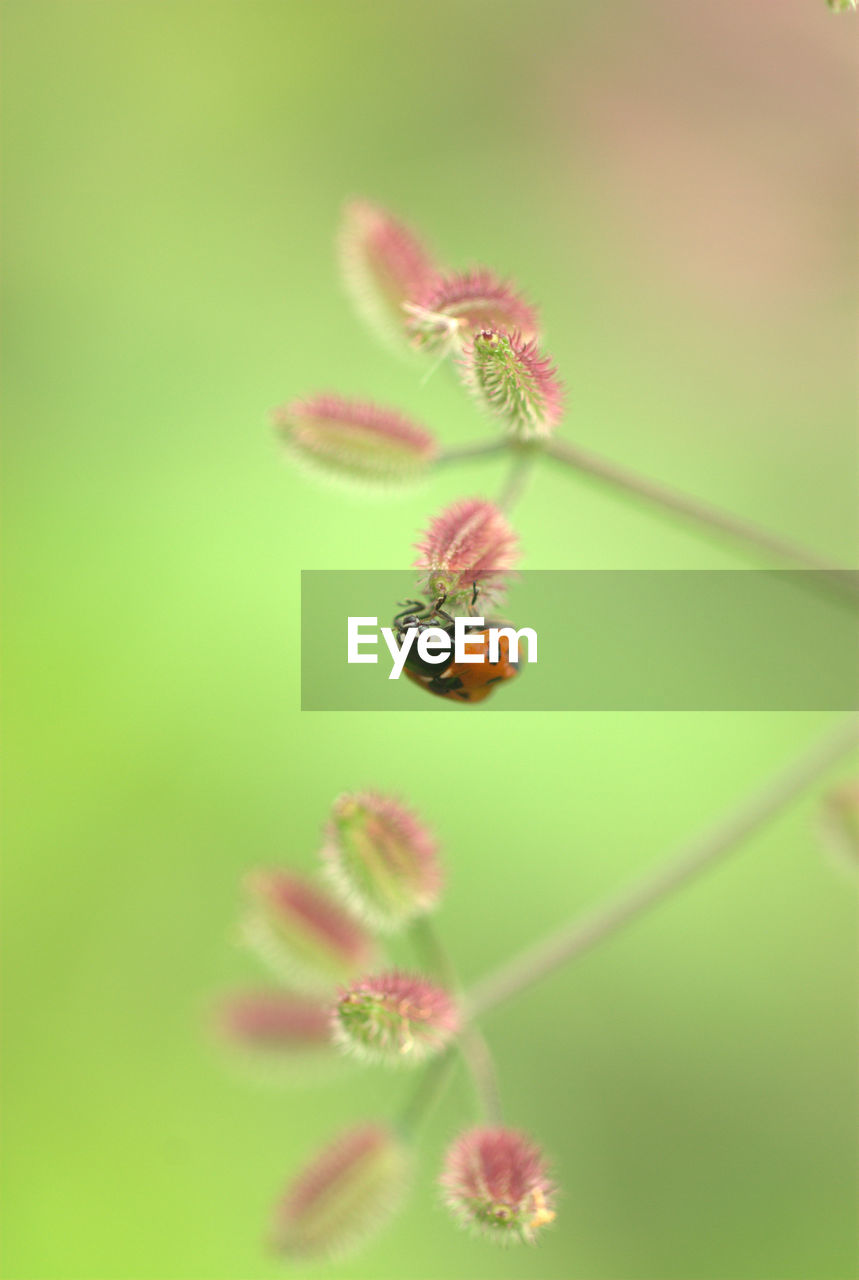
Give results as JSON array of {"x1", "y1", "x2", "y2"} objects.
[
  {"x1": 545, "y1": 436, "x2": 856, "y2": 586},
  {"x1": 436, "y1": 438, "x2": 510, "y2": 465},
  {"x1": 465, "y1": 716, "x2": 858, "y2": 1020},
  {"x1": 434, "y1": 435, "x2": 856, "y2": 595},
  {"x1": 497, "y1": 443, "x2": 541, "y2": 514},
  {"x1": 410, "y1": 916, "x2": 503, "y2": 1124}
]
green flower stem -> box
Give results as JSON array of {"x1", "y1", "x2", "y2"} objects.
[
  {"x1": 497, "y1": 442, "x2": 541, "y2": 514},
  {"x1": 465, "y1": 716, "x2": 858, "y2": 1020},
  {"x1": 410, "y1": 916, "x2": 503, "y2": 1125},
  {"x1": 436, "y1": 438, "x2": 510, "y2": 465},
  {"x1": 396, "y1": 1046, "x2": 459, "y2": 1140},
  {"x1": 544, "y1": 435, "x2": 857, "y2": 586},
  {"x1": 434, "y1": 435, "x2": 857, "y2": 597},
  {"x1": 397, "y1": 719, "x2": 856, "y2": 1139}
]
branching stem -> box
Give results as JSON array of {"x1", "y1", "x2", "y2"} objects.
[
  {"x1": 465, "y1": 716, "x2": 857, "y2": 1020},
  {"x1": 434, "y1": 435, "x2": 857, "y2": 598},
  {"x1": 410, "y1": 916, "x2": 503, "y2": 1125}
]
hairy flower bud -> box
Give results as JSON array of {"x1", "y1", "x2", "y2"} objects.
[
  {"x1": 405, "y1": 268, "x2": 540, "y2": 355},
  {"x1": 463, "y1": 329, "x2": 564, "y2": 439},
  {"x1": 415, "y1": 497, "x2": 519, "y2": 607},
  {"x1": 820, "y1": 780, "x2": 859, "y2": 872},
  {"x1": 322, "y1": 791, "x2": 442, "y2": 932},
  {"x1": 240, "y1": 871, "x2": 376, "y2": 993},
  {"x1": 339, "y1": 198, "x2": 437, "y2": 352},
  {"x1": 272, "y1": 394, "x2": 438, "y2": 487},
  {"x1": 441, "y1": 1127, "x2": 556, "y2": 1244},
  {"x1": 216, "y1": 990, "x2": 332, "y2": 1053},
  {"x1": 333, "y1": 971, "x2": 459, "y2": 1065},
  {"x1": 272, "y1": 1122, "x2": 410, "y2": 1260}
]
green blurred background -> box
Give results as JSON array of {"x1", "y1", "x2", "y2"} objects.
[{"x1": 2, "y1": 3, "x2": 856, "y2": 1278}]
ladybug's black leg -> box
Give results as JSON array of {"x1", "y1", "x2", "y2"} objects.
[{"x1": 393, "y1": 601, "x2": 432, "y2": 627}]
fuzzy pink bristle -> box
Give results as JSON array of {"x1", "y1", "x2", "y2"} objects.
[
  {"x1": 441, "y1": 1127, "x2": 556, "y2": 1241},
  {"x1": 410, "y1": 267, "x2": 540, "y2": 346},
  {"x1": 415, "y1": 498, "x2": 519, "y2": 587},
  {"x1": 249, "y1": 871, "x2": 373, "y2": 964},
  {"x1": 463, "y1": 329, "x2": 564, "y2": 437},
  {"x1": 218, "y1": 991, "x2": 331, "y2": 1047}
]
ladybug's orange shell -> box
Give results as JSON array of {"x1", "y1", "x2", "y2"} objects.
[{"x1": 404, "y1": 631, "x2": 519, "y2": 703}]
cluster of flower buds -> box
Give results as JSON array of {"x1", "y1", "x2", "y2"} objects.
[
  {"x1": 243, "y1": 199, "x2": 561, "y2": 1260},
  {"x1": 218, "y1": 787, "x2": 556, "y2": 1260},
  {"x1": 271, "y1": 197, "x2": 565, "y2": 490},
  {"x1": 269, "y1": 197, "x2": 552, "y2": 705}
]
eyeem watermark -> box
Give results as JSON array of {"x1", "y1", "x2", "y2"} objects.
[{"x1": 347, "y1": 616, "x2": 538, "y2": 679}]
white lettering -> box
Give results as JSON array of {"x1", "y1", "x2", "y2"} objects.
[
  {"x1": 417, "y1": 626, "x2": 452, "y2": 665},
  {"x1": 380, "y1": 626, "x2": 416, "y2": 680},
  {"x1": 454, "y1": 615, "x2": 486, "y2": 662},
  {"x1": 347, "y1": 617, "x2": 379, "y2": 663},
  {"x1": 487, "y1": 626, "x2": 538, "y2": 664}
]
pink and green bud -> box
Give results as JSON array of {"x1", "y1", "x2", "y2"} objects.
[
  {"x1": 322, "y1": 791, "x2": 442, "y2": 932},
  {"x1": 333, "y1": 971, "x2": 459, "y2": 1065},
  {"x1": 440, "y1": 1127, "x2": 556, "y2": 1244},
  {"x1": 240, "y1": 870, "x2": 376, "y2": 994},
  {"x1": 216, "y1": 990, "x2": 332, "y2": 1055},
  {"x1": 405, "y1": 268, "x2": 540, "y2": 355},
  {"x1": 415, "y1": 497, "x2": 519, "y2": 607},
  {"x1": 463, "y1": 329, "x2": 564, "y2": 439},
  {"x1": 338, "y1": 198, "x2": 437, "y2": 352},
  {"x1": 820, "y1": 780, "x2": 859, "y2": 871},
  {"x1": 272, "y1": 1122, "x2": 410, "y2": 1261},
  {"x1": 272, "y1": 394, "x2": 438, "y2": 487}
]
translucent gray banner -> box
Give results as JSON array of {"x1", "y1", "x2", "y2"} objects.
[{"x1": 300, "y1": 570, "x2": 859, "y2": 711}]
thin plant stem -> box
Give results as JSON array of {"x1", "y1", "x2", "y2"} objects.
[
  {"x1": 410, "y1": 916, "x2": 503, "y2": 1125},
  {"x1": 544, "y1": 436, "x2": 856, "y2": 585},
  {"x1": 436, "y1": 438, "x2": 510, "y2": 465},
  {"x1": 434, "y1": 435, "x2": 856, "y2": 594},
  {"x1": 497, "y1": 444, "x2": 540, "y2": 515},
  {"x1": 465, "y1": 716, "x2": 858, "y2": 1020},
  {"x1": 458, "y1": 1024, "x2": 503, "y2": 1126},
  {"x1": 396, "y1": 1046, "x2": 459, "y2": 1140}
]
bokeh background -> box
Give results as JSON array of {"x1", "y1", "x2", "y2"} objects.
[{"x1": 2, "y1": 3, "x2": 856, "y2": 1278}]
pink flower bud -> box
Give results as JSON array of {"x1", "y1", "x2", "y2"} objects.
[
  {"x1": 271, "y1": 394, "x2": 438, "y2": 488},
  {"x1": 415, "y1": 497, "x2": 519, "y2": 606},
  {"x1": 240, "y1": 870, "x2": 376, "y2": 994},
  {"x1": 463, "y1": 328, "x2": 564, "y2": 439},
  {"x1": 405, "y1": 268, "x2": 540, "y2": 355},
  {"x1": 322, "y1": 791, "x2": 442, "y2": 932},
  {"x1": 333, "y1": 971, "x2": 459, "y2": 1065},
  {"x1": 272, "y1": 1122, "x2": 410, "y2": 1260},
  {"x1": 216, "y1": 990, "x2": 332, "y2": 1054},
  {"x1": 821, "y1": 779, "x2": 859, "y2": 872},
  {"x1": 338, "y1": 198, "x2": 438, "y2": 352},
  {"x1": 440, "y1": 1127, "x2": 556, "y2": 1243}
]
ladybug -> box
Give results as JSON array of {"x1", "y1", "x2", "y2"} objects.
[{"x1": 392, "y1": 596, "x2": 520, "y2": 704}]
